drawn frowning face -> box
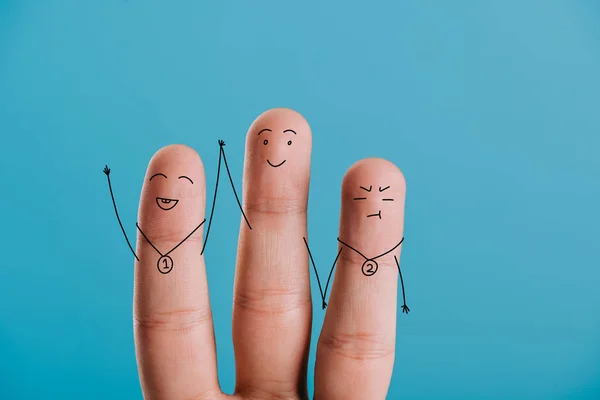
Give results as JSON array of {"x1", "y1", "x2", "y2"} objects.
[
  {"x1": 352, "y1": 184, "x2": 396, "y2": 220},
  {"x1": 339, "y1": 158, "x2": 406, "y2": 257}
]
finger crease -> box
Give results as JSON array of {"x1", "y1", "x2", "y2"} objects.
[
  {"x1": 319, "y1": 330, "x2": 394, "y2": 361},
  {"x1": 134, "y1": 308, "x2": 212, "y2": 333},
  {"x1": 233, "y1": 289, "x2": 311, "y2": 315}
]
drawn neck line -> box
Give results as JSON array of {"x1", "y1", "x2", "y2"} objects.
[
  {"x1": 136, "y1": 219, "x2": 206, "y2": 258},
  {"x1": 337, "y1": 236, "x2": 405, "y2": 261}
]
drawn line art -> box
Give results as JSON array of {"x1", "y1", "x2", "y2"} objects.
[
  {"x1": 201, "y1": 140, "x2": 252, "y2": 255},
  {"x1": 104, "y1": 164, "x2": 211, "y2": 271},
  {"x1": 149, "y1": 173, "x2": 167, "y2": 181},
  {"x1": 137, "y1": 219, "x2": 205, "y2": 274},
  {"x1": 395, "y1": 255, "x2": 410, "y2": 314},
  {"x1": 201, "y1": 142, "x2": 223, "y2": 255},
  {"x1": 105, "y1": 140, "x2": 251, "y2": 265},
  {"x1": 306, "y1": 236, "x2": 409, "y2": 313},
  {"x1": 259, "y1": 127, "x2": 296, "y2": 168},
  {"x1": 104, "y1": 165, "x2": 139, "y2": 261},
  {"x1": 337, "y1": 237, "x2": 404, "y2": 277},
  {"x1": 156, "y1": 197, "x2": 179, "y2": 210},
  {"x1": 220, "y1": 140, "x2": 252, "y2": 230},
  {"x1": 304, "y1": 237, "x2": 342, "y2": 310},
  {"x1": 267, "y1": 159, "x2": 286, "y2": 168}
]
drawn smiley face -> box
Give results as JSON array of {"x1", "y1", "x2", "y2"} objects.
[
  {"x1": 246, "y1": 108, "x2": 311, "y2": 175},
  {"x1": 353, "y1": 185, "x2": 395, "y2": 219},
  {"x1": 148, "y1": 173, "x2": 194, "y2": 211},
  {"x1": 258, "y1": 128, "x2": 296, "y2": 168}
]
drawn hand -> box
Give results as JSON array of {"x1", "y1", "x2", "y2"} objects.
[
  {"x1": 218, "y1": 139, "x2": 225, "y2": 147},
  {"x1": 103, "y1": 165, "x2": 110, "y2": 176},
  {"x1": 132, "y1": 136, "x2": 406, "y2": 399},
  {"x1": 402, "y1": 304, "x2": 410, "y2": 314}
]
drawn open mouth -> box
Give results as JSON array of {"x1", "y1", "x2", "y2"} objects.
[
  {"x1": 156, "y1": 197, "x2": 179, "y2": 210},
  {"x1": 367, "y1": 210, "x2": 382, "y2": 219},
  {"x1": 267, "y1": 159, "x2": 286, "y2": 168}
]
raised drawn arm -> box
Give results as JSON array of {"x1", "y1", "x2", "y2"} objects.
[
  {"x1": 103, "y1": 165, "x2": 139, "y2": 261},
  {"x1": 201, "y1": 141, "x2": 224, "y2": 255},
  {"x1": 220, "y1": 140, "x2": 252, "y2": 230}
]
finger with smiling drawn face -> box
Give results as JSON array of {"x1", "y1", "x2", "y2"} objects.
[
  {"x1": 232, "y1": 108, "x2": 313, "y2": 398},
  {"x1": 150, "y1": 172, "x2": 194, "y2": 211},
  {"x1": 315, "y1": 158, "x2": 407, "y2": 400},
  {"x1": 134, "y1": 145, "x2": 222, "y2": 399}
]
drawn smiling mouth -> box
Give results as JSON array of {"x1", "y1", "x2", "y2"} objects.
[
  {"x1": 156, "y1": 197, "x2": 179, "y2": 210},
  {"x1": 367, "y1": 210, "x2": 382, "y2": 219},
  {"x1": 267, "y1": 159, "x2": 286, "y2": 168}
]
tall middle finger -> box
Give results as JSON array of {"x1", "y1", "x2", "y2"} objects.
[{"x1": 232, "y1": 108, "x2": 313, "y2": 399}]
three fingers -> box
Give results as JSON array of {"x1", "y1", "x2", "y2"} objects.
[{"x1": 130, "y1": 109, "x2": 407, "y2": 400}]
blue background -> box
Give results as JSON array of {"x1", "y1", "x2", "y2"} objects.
[{"x1": 1, "y1": 1, "x2": 599, "y2": 399}]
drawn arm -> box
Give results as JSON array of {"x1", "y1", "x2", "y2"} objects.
[
  {"x1": 220, "y1": 140, "x2": 252, "y2": 230},
  {"x1": 103, "y1": 165, "x2": 139, "y2": 261},
  {"x1": 201, "y1": 140, "x2": 224, "y2": 255},
  {"x1": 304, "y1": 237, "x2": 342, "y2": 310},
  {"x1": 394, "y1": 255, "x2": 410, "y2": 314}
]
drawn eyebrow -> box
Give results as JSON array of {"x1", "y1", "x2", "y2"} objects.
[
  {"x1": 360, "y1": 186, "x2": 372, "y2": 192},
  {"x1": 149, "y1": 173, "x2": 167, "y2": 181},
  {"x1": 379, "y1": 186, "x2": 390, "y2": 192},
  {"x1": 353, "y1": 197, "x2": 367, "y2": 200},
  {"x1": 257, "y1": 128, "x2": 272, "y2": 135},
  {"x1": 283, "y1": 129, "x2": 297, "y2": 135},
  {"x1": 382, "y1": 198, "x2": 394, "y2": 201},
  {"x1": 178, "y1": 176, "x2": 194, "y2": 184}
]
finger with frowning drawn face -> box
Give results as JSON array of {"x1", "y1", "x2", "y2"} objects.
[
  {"x1": 232, "y1": 108, "x2": 313, "y2": 398},
  {"x1": 134, "y1": 144, "x2": 222, "y2": 399},
  {"x1": 315, "y1": 158, "x2": 406, "y2": 400}
]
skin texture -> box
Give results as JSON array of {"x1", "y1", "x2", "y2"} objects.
[{"x1": 132, "y1": 109, "x2": 407, "y2": 400}]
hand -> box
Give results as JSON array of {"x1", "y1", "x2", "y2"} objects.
[
  {"x1": 218, "y1": 139, "x2": 225, "y2": 147},
  {"x1": 132, "y1": 109, "x2": 407, "y2": 400},
  {"x1": 402, "y1": 304, "x2": 410, "y2": 314},
  {"x1": 103, "y1": 165, "x2": 111, "y2": 176}
]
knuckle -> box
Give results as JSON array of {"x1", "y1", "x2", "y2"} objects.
[
  {"x1": 133, "y1": 308, "x2": 212, "y2": 333},
  {"x1": 233, "y1": 288, "x2": 311, "y2": 315},
  {"x1": 244, "y1": 197, "x2": 307, "y2": 215},
  {"x1": 140, "y1": 226, "x2": 203, "y2": 247},
  {"x1": 319, "y1": 330, "x2": 394, "y2": 361}
]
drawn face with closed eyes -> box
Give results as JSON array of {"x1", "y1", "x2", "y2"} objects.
[
  {"x1": 352, "y1": 185, "x2": 396, "y2": 220},
  {"x1": 148, "y1": 173, "x2": 195, "y2": 211}
]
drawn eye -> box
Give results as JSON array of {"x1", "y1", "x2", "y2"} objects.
[
  {"x1": 263, "y1": 139, "x2": 268, "y2": 145},
  {"x1": 287, "y1": 140, "x2": 292, "y2": 146}
]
